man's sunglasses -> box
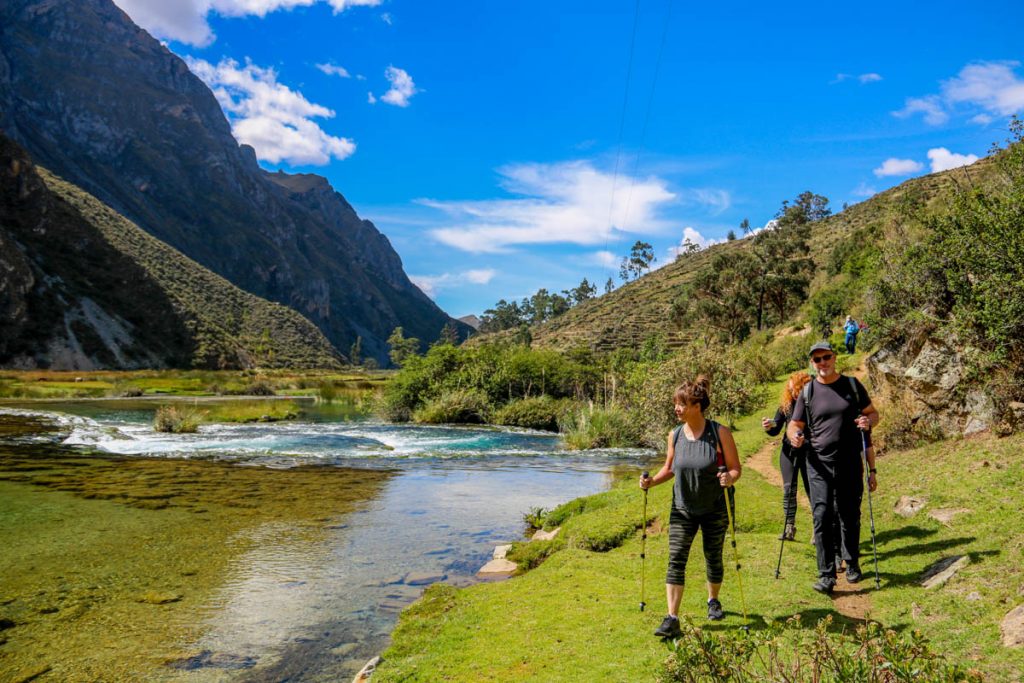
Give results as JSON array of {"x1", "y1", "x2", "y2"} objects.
[{"x1": 811, "y1": 354, "x2": 834, "y2": 363}]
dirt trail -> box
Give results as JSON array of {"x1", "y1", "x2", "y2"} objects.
[{"x1": 745, "y1": 436, "x2": 872, "y2": 621}]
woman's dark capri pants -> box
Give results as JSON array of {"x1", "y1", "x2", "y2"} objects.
[{"x1": 666, "y1": 502, "x2": 728, "y2": 585}]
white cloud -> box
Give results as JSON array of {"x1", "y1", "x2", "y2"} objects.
[
  {"x1": 971, "y1": 113, "x2": 994, "y2": 125},
  {"x1": 424, "y1": 161, "x2": 676, "y2": 254},
  {"x1": 316, "y1": 62, "x2": 351, "y2": 78},
  {"x1": 895, "y1": 60, "x2": 1024, "y2": 126},
  {"x1": 589, "y1": 250, "x2": 618, "y2": 268},
  {"x1": 833, "y1": 72, "x2": 883, "y2": 85},
  {"x1": 678, "y1": 188, "x2": 731, "y2": 216},
  {"x1": 927, "y1": 147, "x2": 979, "y2": 173},
  {"x1": 381, "y1": 12, "x2": 392, "y2": 25},
  {"x1": 410, "y1": 269, "x2": 498, "y2": 298},
  {"x1": 367, "y1": 91, "x2": 377, "y2": 104},
  {"x1": 852, "y1": 182, "x2": 877, "y2": 198},
  {"x1": 114, "y1": 0, "x2": 381, "y2": 46},
  {"x1": 186, "y1": 57, "x2": 355, "y2": 165},
  {"x1": 894, "y1": 96, "x2": 949, "y2": 125},
  {"x1": 666, "y1": 227, "x2": 722, "y2": 260},
  {"x1": 379, "y1": 66, "x2": 419, "y2": 107},
  {"x1": 873, "y1": 157, "x2": 924, "y2": 177}
]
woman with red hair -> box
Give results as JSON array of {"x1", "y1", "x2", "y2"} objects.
[{"x1": 763, "y1": 372, "x2": 813, "y2": 541}]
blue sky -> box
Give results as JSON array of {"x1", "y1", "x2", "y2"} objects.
[{"x1": 115, "y1": 0, "x2": 1024, "y2": 318}]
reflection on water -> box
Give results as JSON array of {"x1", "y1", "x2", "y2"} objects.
[{"x1": 0, "y1": 403, "x2": 655, "y2": 681}]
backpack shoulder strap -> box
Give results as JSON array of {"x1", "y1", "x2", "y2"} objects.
[
  {"x1": 710, "y1": 420, "x2": 725, "y2": 468},
  {"x1": 848, "y1": 375, "x2": 861, "y2": 406},
  {"x1": 801, "y1": 380, "x2": 814, "y2": 426}
]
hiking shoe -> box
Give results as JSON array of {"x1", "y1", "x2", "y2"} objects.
[
  {"x1": 812, "y1": 577, "x2": 836, "y2": 594},
  {"x1": 779, "y1": 523, "x2": 796, "y2": 541},
  {"x1": 654, "y1": 615, "x2": 681, "y2": 638},
  {"x1": 707, "y1": 598, "x2": 725, "y2": 621},
  {"x1": 846, "y1": 564, "x2": 863, "y2": 584}
]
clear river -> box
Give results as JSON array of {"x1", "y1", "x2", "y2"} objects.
[{"x1": 0, "y1": 398, "x2": 654, "y2": 682}]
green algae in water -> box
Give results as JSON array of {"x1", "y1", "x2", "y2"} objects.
[{"x1": 0, "y1": 415, "x2": 392, "y2": 681}]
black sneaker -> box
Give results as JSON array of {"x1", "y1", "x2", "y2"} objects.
[
  {"x1": 707, "y1": 598, "x2": 725, "y2": 621},
  {"x1": 778, "y1": 523, "x2": 796, "y2": 541},
  {"x1": 812, "y1": 577, "x2": 836, "y2": 594},
  {"x1": 846, "y1": 564, "x2": 863, "y2": 584},
  {"x1": 654, "y1": 615, "x2": 681, "y2": 638}
]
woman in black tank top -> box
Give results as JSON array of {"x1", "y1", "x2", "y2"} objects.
[{"x1": 639, "y1": 376, "x2": 742, "y2": 637}]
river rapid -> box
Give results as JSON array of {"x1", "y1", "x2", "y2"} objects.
[{"x1": 0, "y1": 399, "x2": 654, "y2": 682}]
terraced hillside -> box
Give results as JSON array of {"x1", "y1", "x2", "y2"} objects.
[{"x1": 516, "y1": 157, "x2": 995, "y2": 353}]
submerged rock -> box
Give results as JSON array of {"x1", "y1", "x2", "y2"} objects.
[
  {"x1": 136, "y1": 591, "x2": 183, "y2": 605},
  {"x1": 166, "y1": 650, "x2": 257, "y2": 670}
]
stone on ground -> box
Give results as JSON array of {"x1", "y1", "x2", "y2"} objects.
[
  {"x1": 1001, "y1": 605, "x2": 1024, "y2": 647},
  {"x1": 920, "y1": 555, "x2": 969, "y2": 589},
  {"x1": 894, "y1": 495, "x2": 926, "y2": 517}
]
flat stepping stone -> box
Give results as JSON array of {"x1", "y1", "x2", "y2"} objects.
[
  {"x1": 1001, "y1": 605, "x2": 1024, "y2": 647},
  {"x1": 928, "y1": 508, "x2": 970, "y2": 524},
  {"x1": 478, "y1": 559, "x2": 517, "y2": 575},
  {"x1": 920, "y1": 555, "x2": 969, "y2": 589},
  {"x1": 493, "y1": 544, "x2": 512, "y2": 560},
  {"x1": 532, "y1": 527, "x2": 560, "y2": 541}
]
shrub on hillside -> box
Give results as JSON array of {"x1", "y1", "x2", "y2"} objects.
[
  {"x1": 492, "y1": 396, "x2": 573, "y2": 431},
  {"x1": 153, "y1": 405, "x2": 201, "y2": 433},
  {"x1": 243, "y1": 380, "x2": 276, "y2": 396},
  {"x1": 413, "y1": 388, "x2": 490, "y2": 424},
  {"x1": 559, "y1": 404, "x2": 642, "y2": 449},
  {"x1": 659, "y1": 616, "x2": 982, "y2": 683}
]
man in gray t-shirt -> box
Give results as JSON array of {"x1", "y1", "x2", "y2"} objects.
[{"x1": 788, "y1": 342, "x2": 879, "y2": 594}]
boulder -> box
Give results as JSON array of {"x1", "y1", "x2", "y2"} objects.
[
  {"x1": 894, "y1": 496, "x2": 926, "y2": 517},
  {"x1": 1002, "y1": 605, "x2": 1024, "y2": 647},
  {"x1": 492, "y1": 544, "x2": 512, "y2": 560},
  {"x1": 920, "y1": 555, "x2": 969, "y2": 589},
  {"x1": 532, "y1": 527, "x2": 560, "y2": 541}
]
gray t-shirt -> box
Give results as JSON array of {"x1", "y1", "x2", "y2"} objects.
[
  {"x1": 791, "y1": 376, "x2": 870, "y2": 462},
  {"x1": 671, "y1": 421, "x2": 725, "y2": 515}
]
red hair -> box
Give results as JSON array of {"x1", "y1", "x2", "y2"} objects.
[{"x1": 780, "y1": 371, "x2": 813, "y2": 414}]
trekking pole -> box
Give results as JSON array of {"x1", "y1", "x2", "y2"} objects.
[
  {"x1": 719, "y1": 467, "x2": 750, "y2": 630},
  {"x1": 774, "y1": 467, "x2": 797, "y2": 579},
  {"x1": 640, "y1": 471, "x2": 649, "y2": 612},
  {"x1": 860, "y1": 431, "x2": 881, "y2": 589}
]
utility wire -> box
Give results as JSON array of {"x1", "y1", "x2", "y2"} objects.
[
  {"x1": 601, "y1": 0, "x2": 643, "y2": 288},
  {"x1": 620, "y1": 0, "x2": 674, "y2": 238}
]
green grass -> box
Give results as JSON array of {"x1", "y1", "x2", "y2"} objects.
[
  {"x1": 200, "y1": 400, "x2": 300, "y2": 423},
  {"x1": 375, "y1": 377, "x2": 1022, "y2": 682}
]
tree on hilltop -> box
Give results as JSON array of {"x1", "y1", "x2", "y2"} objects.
[{"x1": 619, "y1": 240, "x2": 656, "y2": 281}]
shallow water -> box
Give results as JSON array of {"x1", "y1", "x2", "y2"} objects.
[{"x1": 0, "y1": 401, "x2": 655, "y2": 681}]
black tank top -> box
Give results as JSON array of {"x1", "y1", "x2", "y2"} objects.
[{"x1": 671, "y1": 420, "x2": 726, "y2": 515}]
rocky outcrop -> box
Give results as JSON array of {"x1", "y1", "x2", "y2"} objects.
[
  {"x1": 868, "y1": 335, "x2": 998, "y2": 437},
  {"x1": 0, "y1": 0, "x2": 468, "y2": 365}
]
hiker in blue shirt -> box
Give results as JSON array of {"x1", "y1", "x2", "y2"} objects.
[{"x1": 844, "y1": 316, "x2": 860, "y2": 353}]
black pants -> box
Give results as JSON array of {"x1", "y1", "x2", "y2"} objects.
[
  {"x1": 806, "y1": 454, "x2": 863, "y2": 578},
  {"x1": 780, "y1": 447, "x2": 810, "y2": 525},
  {"x1": 666, "y1": 503, "x2": 728, "y2": 586}
]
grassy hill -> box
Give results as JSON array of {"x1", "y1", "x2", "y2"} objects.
[
  {"x1": 0, "y1": 135, "x2": 341, "y2": 370},
  {"x1": 504, "y1": 157, "x2": 996, "y2": 355}
]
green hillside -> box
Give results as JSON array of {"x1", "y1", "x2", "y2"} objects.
[
  {"x1": 511, "y1": 156, "x2": 996, "y2": 354},
  {"x1": 0, "y1": 136, "x2": 341, "y2": 369}
]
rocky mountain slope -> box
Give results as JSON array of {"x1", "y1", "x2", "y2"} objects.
[
  {"x1": 0, "y1": 0, "x2": 467, "y2": 365},
  {"x1": 0, "y1": 135, "x2": 340, "y2": 370}
]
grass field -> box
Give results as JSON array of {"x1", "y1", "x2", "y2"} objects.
[
  {"x1": 0, "y1": 369, "x2": 390, "y2": 400},
  {"x1": 375, "y1": 381, "x2": 1024, "y2": 682}
]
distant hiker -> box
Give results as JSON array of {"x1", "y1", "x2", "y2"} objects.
[
  {"x1": 639, "y1": 376, "x2": 742, "y2": 637},
  {"x1": 762, "y1": 372, "x2": 814, "y2": 541},
  {"x1": 787, "y1": 342, "x2": 879, "y2": 594},
  {"x1": 844, "y1": 316, "x2": 860, "y2": 353}
]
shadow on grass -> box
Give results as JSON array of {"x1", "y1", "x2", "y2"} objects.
[
  {"x1": 693, "y1": 608, "x2": 873, "y2": 635},
  {"x1": 875, "y1": 536, "x2": 974, "y2": 561},
  {"x1": 872, "y1": 524, "x2": 937, "y2": 545}
]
